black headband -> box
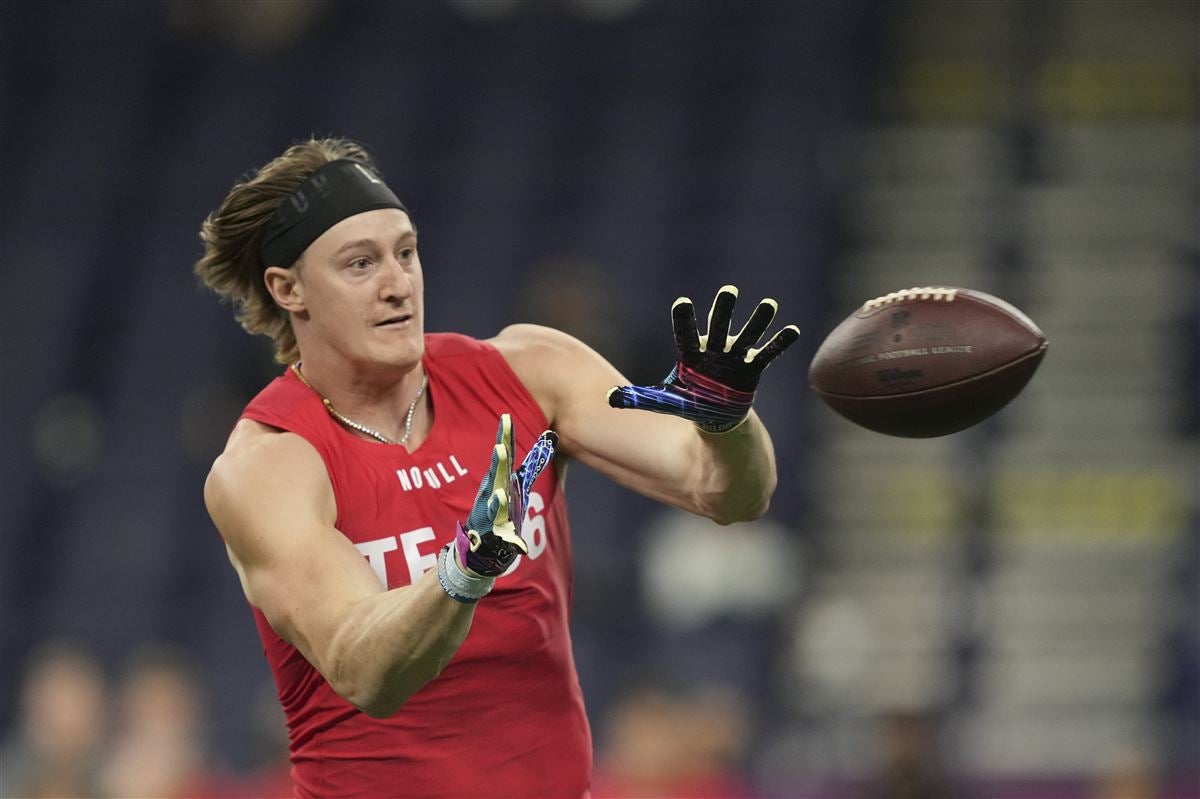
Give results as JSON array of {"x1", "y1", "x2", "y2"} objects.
[{"x1": 259, "y1": 159, "x2": 408, "y2": 267}]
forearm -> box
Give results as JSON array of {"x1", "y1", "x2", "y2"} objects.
[
  {"x1": 692, "y1": 410, "x2": 778, "y2": 525},
  {"x1": 592, "y1": 287, "x2": 795, "y2": 523},
  {"x1": 325, "y1": 568, "x2": 475, "y2": 718},
  {"x1": 318, "y1": 414, "x2": 546, "y2": 718}
]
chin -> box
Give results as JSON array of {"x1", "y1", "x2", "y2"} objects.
[{"x1": 378, "y1": 335, "x2": 424, "y2": 367}]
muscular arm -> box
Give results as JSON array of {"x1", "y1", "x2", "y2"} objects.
[
  {"x1": 494, "y1": 324, "x2": 777, "y2": 524},
  {"x1": 204, "y1": 421, "x2": 474, "y2": 718}
]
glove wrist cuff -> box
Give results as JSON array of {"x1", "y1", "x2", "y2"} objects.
[
  {"x1": 676, "y1": 363, "x2": 755, "y2": 432},
  {"x1": 455, "y1": 520, "x2": 517, "y2": 577},
  {"x1": 437, "y1": 543, "x2": 495, "y2": 604},
  {"x1": 697, "y1": 414, "x2": 751, "y2": 434}
]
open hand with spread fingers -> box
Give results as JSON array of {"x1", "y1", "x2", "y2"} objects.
[
  {"x1": 454, "y1": 414, "x2": 558, "y2": 578},
  {"x1": 606, "y1": 285, "x2": 800, "y2": 432}
]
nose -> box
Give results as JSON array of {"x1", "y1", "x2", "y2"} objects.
[{"x1": 379, "y1": 255, "x2": 414, "y2": 303}]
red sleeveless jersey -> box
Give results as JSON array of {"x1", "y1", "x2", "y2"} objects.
[{"x1": 238, "y1": 333, "x2": 592, "y2": 799}]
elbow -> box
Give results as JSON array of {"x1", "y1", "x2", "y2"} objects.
[
  {"x1": 331, "y1": 668, "x2": 393, "y2": 718},
  {"x1": 348, "y1": 694, "x2": 390, "y2": 718},
  {"x1": 711, "y1": 496, "x2": 771, "y2": 526},
  {"x1": 321, "y1": 593, "x2": 474, "y2": 718},
  {"x1": 327, "y1": 648, "x2": 408, "y2": 719},
  {"x1": 744, "y1": 495, "x2": 773, "y2": 523},
  {"x1": 708, "y1": 477, "x2": 775, "y2": 526},
  {"x1": 353, "y1": 695, "x2": 403, "y2": 720},
  {"x1": 335, "y1": 671, "x2": 413, "y2": 719},
  {"x1": 330, "y1": 645, "x2": 457, "y2": 719}
]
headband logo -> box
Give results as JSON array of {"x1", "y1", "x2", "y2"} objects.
[
  {"x1": 260, "y1": 158, "x2": 406, "y2": 267},
  {"x1": 353, "y1": 163, "x2": 383, "y2": 185},
  {"x1": 311, "y1": 172, "x2": 332, "y2": 198}
]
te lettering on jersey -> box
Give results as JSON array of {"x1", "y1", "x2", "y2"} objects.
[
  {"x1": 396, "y1": 455, "x2": 469, "y2": 492},
  {"x1": 354, "y1": 491, "x2": 549, "y2": 587}
]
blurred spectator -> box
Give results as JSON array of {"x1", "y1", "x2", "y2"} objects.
[
  {"x1": 1091, "y1": 748, "x2": 1162, "y2": 799},
  {"x1": 862, "y1": 711, "x2": 953, "y2": 799},
  {"x1": 640, "y1": 507, "x2": 802, "y2": 633},
  {"x1": 591, "y1": 682, "x2": 753, "y2": 799},
  {"x1": 168, "y1": 0, "x2": 327, "y2": 52},
  {"x1": 676, "y1": 683, "x2": 754, "y2": 798},
  {"x1": 99, "y1": 645, "x2": 222, "y2": 799},
  {"x1": 0, "y1": 641, "x2": 108, "y2": 799},
  {"x1": 228, "y1": 680, "x2": 293, "y2": 799}
]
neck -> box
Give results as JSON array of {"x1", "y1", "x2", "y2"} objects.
[{"x1": 293, "y1": 356, "x2": 430, "y2": 446}]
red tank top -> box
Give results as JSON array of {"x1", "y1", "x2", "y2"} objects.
[{"x1": 238, "y1": 333, "x2": 592, "y2": 799}]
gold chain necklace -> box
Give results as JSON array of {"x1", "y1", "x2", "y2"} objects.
[{"x1": 290, "y1": 363, "x2": 427, "y2": 445}]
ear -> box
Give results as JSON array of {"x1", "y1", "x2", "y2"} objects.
[{"x1": 264, "y1": 265, "x2": 305, "y2": 313}]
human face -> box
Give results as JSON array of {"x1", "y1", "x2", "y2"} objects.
[{"x1": 292, "y1": 208, "x2": 424, "y2": 371}]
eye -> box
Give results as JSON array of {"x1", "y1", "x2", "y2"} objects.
[
  {"x1": 349, "y1": 257, "x2": 372, "y2": 270},
  {"x1": 397, "y1": 247, "x2": 415, "y2": 261}
]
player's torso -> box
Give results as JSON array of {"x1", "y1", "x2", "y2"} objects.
[
  {"x1": 241, "y1": 334, "x2": 591, "y2": 799},
  {"x1": 322, "y1": 378, "x2": 574, "y2": 666}
]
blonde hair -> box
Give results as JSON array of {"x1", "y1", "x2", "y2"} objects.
[{"x1": 195, "y1": 137, "x2": 379, "y2": 364}]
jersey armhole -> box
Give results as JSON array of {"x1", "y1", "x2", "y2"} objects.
[
  {"x1": 237, "y1": 412, "x2": 346, "y2": 531},
  {"x1": 474, "y1": 338, "x2": 553, "y2": 433}
]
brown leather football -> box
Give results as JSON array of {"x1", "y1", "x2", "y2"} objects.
[{"x1": 808, "y1": 287, "x2": 1048, "y2": 437}]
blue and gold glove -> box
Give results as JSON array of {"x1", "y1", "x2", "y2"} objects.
[
  {"x1": 607, "y1": 285, "x2": 800, "y2": 432},
  {"x1": 508, "y1": 426, "x2": 557, "y2": 539},
  {"x1": 454, "y1": 414, "x2": 558, "y2": 578}
]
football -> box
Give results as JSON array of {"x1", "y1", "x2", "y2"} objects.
[{"x1": 808, "y1": 286, "x2": 1048, "y2": 437}]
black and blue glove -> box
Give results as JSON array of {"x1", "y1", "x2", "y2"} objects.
[{"x1": 607, "y1": 285, "x2": 800, "y2": 432}]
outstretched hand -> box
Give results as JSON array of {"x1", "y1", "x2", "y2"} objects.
[
  {"x1": 607, "y1": 285, "x2": 800, "y2": 432},
  {"x1": 455, "y1": 414, "x2": 558, "y2": 577}
]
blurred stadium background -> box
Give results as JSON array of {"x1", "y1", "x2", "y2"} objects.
[{"x1": 0, "y1": 1, "x2": 1197, "y2": 797}]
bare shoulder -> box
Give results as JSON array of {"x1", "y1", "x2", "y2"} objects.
[
  {"x1": 489, "y1": 323, "x2": 629, "y2": 434},
  {"x1": 204, "y1": 420, "x2": 335, "y2": 550},
  {"x1": 207, "y1": 419, "x2": 325, "y2": 495},
  {"x1": 489, "y1": 323, "x2": 582, "y2": 361}
]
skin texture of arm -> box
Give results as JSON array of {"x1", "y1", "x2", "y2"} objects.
[
  {"x1": 204, "y1": 420, "x2": 475, "y2": 718},
  {"x1": 491, "y1": 324, "x2": 778, "y2": 525}
]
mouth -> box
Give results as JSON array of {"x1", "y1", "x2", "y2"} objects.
[{"x1": 375, "y1": 313, "x2": 413, "y2": 328}]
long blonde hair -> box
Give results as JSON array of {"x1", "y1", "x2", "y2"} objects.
[{"x1": 195, "y1": 138, "x2": 379, "y2": 364}]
